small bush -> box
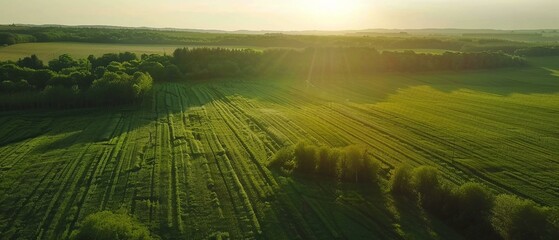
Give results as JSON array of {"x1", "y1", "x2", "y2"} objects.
[
  {"x1": 268, "y1": 146, "x2": 294, "y2": 172},
  {"x1": 390, "y1": 164, "x2": 414, "y2": 199},
  {"x1": 451, "y1": 182, "x2": 496, "y2": 238},
  {"x1": 72, "y1": 211, "x2": 152, "y2": 240},
  {"x1": 337, "y1": 146, "x2": 380, "y2": 184},
  {"x1": 293, "y1": 142, "x2": 318, "y2": 174},
  {"x1": 411, "y1": 166, "x2": 444, "y2": 210},
  {"x1": 412, "y1": 166, "x2": 440, "y2": 197},
  {"x1": 491, "y1": 194, "x2": 553, "y2": 240},
  {"x1": 316, "y1": 147, "x2": 340, "y2": 179}
]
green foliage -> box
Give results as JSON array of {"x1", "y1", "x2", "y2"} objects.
[
  {"x1": 172, "y1": 47, "x2": 259, "y2": 79},
  {"x1": 411, "y1": 166, "x2": 440, "y2": 202},
  {"x1": 341, "y1": 146, "x2": 379, "y2": 184},
  {"x1": 0, "y1": 79, "x2": 33, "y2": 93},
  {"x1": 17, "y1": 54, "x2": 43, "y2": 69},
  {"x1": 89, "y1": 71, "x2": 152, "y2": 105},
  {"x1": 389, "y1": 164, "x2": 414, "y2": 199},
  {"x1": 293, "y1": 142, "x2": 318, "y2": 174},
  {"x1": 515, "y1": 46, "x2": 559, "y2": 56},
  {"x1": 48, "y1": 54, "x2": 80, "y2": 72},
  {"x1": 72, "y1": 211, "x2": 152, "y2": 240},
  {"x1": 454, "y1": 182, "x2": 494, "y2": 221},
  {"x1": 0, "y1": 53, "x2": 154, "y2": 110},
  {"x1": 391, "y1": 165, "x2": 499, "y2": 238},
  {"x1": 271, "y1": 143, "x2": 380, "y2": 186},
  {"x1": 450, "y1": 183, "x2": 496, "y2": 238},
  {"x1": 138, "y1": 61, "x2": 165, "y2": 82},
  {"x1": 316, "y1": 147, "x2": 340, "y2": 178},
  {"x1": 169, "y1": 47, "x2": 526, "y2": 80},
  {"x1": 0, "y1": 32, "x2": 36, "y2": 45},
  {"x1": 491, "y1": 195, "x2": 557, "y2": 240},
  {"x1": 268, "y1": 146, "x2": 295, "y2": 173}
]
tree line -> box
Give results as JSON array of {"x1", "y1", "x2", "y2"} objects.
[
  {"x1": 0, "y1": 52, "x2": 153, "y2": 110},
  {"x1": 268, "y1": 142, "x2": 381, "y2": 185},
  {"x1": 171, "y1": 47, "x2": 527, "y2": 78},
  {"x1": 514, "y1": 46, "x2": 559, "y2": 57},
  {"x1": 390, "y1": 165, "x2": 559, "y2": 240},
  {"x1": 4, "y1": 26, "x2": 558, "y2": 53},
  {"x1": 0, "y1": 47, "x2": 527, "y2": 110}
]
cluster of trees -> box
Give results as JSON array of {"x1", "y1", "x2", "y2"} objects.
[
  {"x1": 390, "y1": 165, "x2": 559, "y2": 240},
  {"x1": 0, "y1": 32, "x2": 36, "y2": 45},
  {"x1": 0, "y1": 53, "x2": 153, "y2": 110},
  {"x1": 172, "y1": 47, "x2": 260, "y2": 78},
  {"x1": 269, "y1": 142, "x2": 381, "y2": 185},
  {"x1": 71, "y1": 211, "x2": 153, "y2": 240}
]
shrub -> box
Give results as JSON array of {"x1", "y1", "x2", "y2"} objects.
[
  {"x1": 360, "y1": 153, "x2": 381, "y2": 184},
  {"x1": 390, "y1": 164, "x2": 414, "y2": 199},
  {"x1": 491, "y1": 194, "x2": 553, "y2": 240},
  {"x1": 412, "y1": 166, "x2": 440, "y2": 197},
  {"x1": 412, "y1": 166, "x2": 443, "y2": 209},
  {"x1": 341, "y1": 146, "x2": 362, "y2": 182},
  {"x1": 451, "y1": 182, "x2": 496, "y2": 237},
  {"x1": 72, "y1": 211, "x2": 152, "y2": 240},
  {"x1": 454, "y1": 183, "x2": 494, "y2": 222},
  {"x1": 293, "y1": 142, "x2": 318, "y2": 174},
  {"x1": 316, "y1": 147, "x2": 340, "y2": 179},
  {"x1": 268, "y1": 146, "x2": 294, "y2": 171}
]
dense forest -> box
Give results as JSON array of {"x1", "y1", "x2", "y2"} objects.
[
  {"x1": 0, "y1": 47, "x2": 526, "y2": 110},
  {"x1": 0, "y1": 52, "x2": 153, "y2": 109},
  {"x1": 171, "y1": 47, "x2": 526, "y2": 78}
]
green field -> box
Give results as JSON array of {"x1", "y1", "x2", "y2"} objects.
[
  {"x1": 0, "y1": 55, "x2": 558, "y2": 239},
  {"x1": 0, "y1": 42, "x2": 268, "y2": 61}
]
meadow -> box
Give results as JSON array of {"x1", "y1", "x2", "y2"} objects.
[{"x1": 0, "y1": 54, "x2": 558, "y2": 239}]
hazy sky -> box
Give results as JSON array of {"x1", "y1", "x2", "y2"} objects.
[{"x1": 1, "y1": 0, "x2": 558, "y2": 30}]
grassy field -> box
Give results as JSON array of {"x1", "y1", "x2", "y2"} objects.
[
  {"x1": 0, "y1": 42, "x2": 457, "y2": 62},
  {"x1": 0, "y1": 42, "x2": 268, "y2": 61},
  {"x1": 0, "y1": 57, "x2": 558, "y2": 239}
]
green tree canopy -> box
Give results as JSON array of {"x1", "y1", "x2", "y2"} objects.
[{"x1": 72, "y1": 211, "x2": 152, "y2": 240}]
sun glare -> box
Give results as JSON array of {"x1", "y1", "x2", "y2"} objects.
[{"x1": 299, "y1": 0, "x2": 362, "y2": 24}]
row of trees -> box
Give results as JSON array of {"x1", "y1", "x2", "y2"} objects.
[
  {"x1": 169, "y1": 47, "x2": 527, "y2": 80},
  {"x1": 0, "y1": 53, "x2": 153, "y2": 110},
  {"x1": 389, "y1": 165, "x2": 559, "y2": 240},
  {"x1": 5, "y1": 26, "x2": 555, "y2": 52},
  {"x1": 514, "y1": 46, "x2": 559, "y2": 56},
  {"x1": 0, "y1": 32, "x2": 36, "y2": 45},
  {"x1": 0, "y1": 47, "x2": 528, "y2": 110},
  {"x1": 268, "y1": 145, "x2": 559, "y2": 240},
  {"x1": 269, "y1": 142, "x2": 381, "y2": 185}
]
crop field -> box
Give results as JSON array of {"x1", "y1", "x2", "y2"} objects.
[
  {"x1": 0, "y1": 42, "x2": 268, "y2": 61},
  {"x1": 0, "y1": 57, "x2": 558, "y2": 239}
]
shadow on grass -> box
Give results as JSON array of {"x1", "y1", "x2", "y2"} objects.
[{"x1": 261, "y1": 173, "x2": 464, "y2": 239}]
